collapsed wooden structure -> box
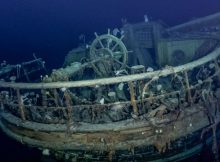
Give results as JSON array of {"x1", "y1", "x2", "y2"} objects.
[{"x1": 0, "y1": 54, "x2": 46, "y2": 82}]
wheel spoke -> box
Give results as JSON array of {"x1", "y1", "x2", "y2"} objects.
[
  {"x1": 107, "y1": 38, "x2": 112, "y2": 48},
  {"x1": 94, "y1": 32, "x2": 104, "y2": 48},
  {"x1": 98, "y1": 39, "x2": 104, "y2": 48},
  {"x1": 120, "y1": 35, "x2": 125, "y2": 40},
  {"x1": 113, "y1": 51, "x2": 123, "y2": 58},
  {"x1": 111, "y1": 35, "x2": 124, "y2": 51},
  {"x1": 90, "y1": 32, "x2": 128, "y2": 70},
  {"x1": 107, "y1": 28, "x2": 110, "y2": 35},
  {"x1": 111, "y1": 42, "x2": 119, "y2": 52}
]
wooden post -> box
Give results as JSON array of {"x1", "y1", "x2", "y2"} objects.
[
  {"x1": 64, "y1": 91, "x2": 73, "y2": 134},
  {"x1": 16, "y1": 89, "x2": 26, "y2": 121},
  {"x1": 184, "y1": 71, "x2": 192, "y2": 105},
  {"x1": 53, "y1": 89, "x2": 59, "y2": 107},
  {"x1": 41, "y1": 89, "x2": 47, "y2": 107},
  {"x1": 128, "y1": 81, "x2": 139, "y2": 115}
]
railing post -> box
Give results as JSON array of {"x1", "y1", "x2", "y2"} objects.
[
  {"x1": 184, "y1": 71, "x2": 192, "y2": 105},
  {"x1": 53, "y1": 89, "x2": 59, "y2": 107},
  {"x1": 128, "y1": 81, "x2": 139, "y2": 115},
  {"x1": 64, "y1": 90, "x2": 73, "y2": 134},
  {"x1": 16, "y1": 89, "x2": 26, "y2": 121},
  {"x1": 41, "y1": 89, "x2": 47, "y2": 107}
]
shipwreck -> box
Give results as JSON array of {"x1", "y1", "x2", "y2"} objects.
[{"x1": 1, "y1": 12, "x2": 220, "y2": 162}]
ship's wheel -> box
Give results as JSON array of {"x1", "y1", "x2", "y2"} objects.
[{"x1": 90, "y1": 29, "x2": 128, "y2": 69}]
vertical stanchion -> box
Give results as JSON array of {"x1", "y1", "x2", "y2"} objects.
[
  {"x1": 16, "y1": 89, "x2": 26, "y2": 121},
  {"x1": 184, "y1": 71, "x2": 192, "y2": 105},
  {"x1": 64, "y1": 90, "x2": 73, "y2": 134},
  {"x1": 128, "y1": 81, "x2": 139, "y2": 115},
  {"x1": 41, "y1": 89, "x2": 47, "y2": 107},
  {"x1": 53, "y1": 89, "x2": 59, "y2": 107}
]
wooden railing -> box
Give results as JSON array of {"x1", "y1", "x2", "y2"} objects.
[{"x1": 0, "y1": 47, "x2": 220, "y2": 128}]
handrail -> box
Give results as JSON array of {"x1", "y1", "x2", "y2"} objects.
[
  {"x1": 167, "y1": 12, "x2": 220, "y2": 32},
  {"x1": 0, "y1": 47, "x2": 220, "y2": 90}
]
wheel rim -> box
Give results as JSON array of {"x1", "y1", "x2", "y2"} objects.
[{"x1": 90, "y1": 30, "x2": 128, "y2": 69}]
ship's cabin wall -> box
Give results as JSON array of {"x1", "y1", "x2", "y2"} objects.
[
  {"x1": 121, "y1": 20, "x2": 219, "y2": 68},
  {"x1": 156, "y1": 39, "x2": 205, "y2": 67},
  {"x1": 121, "y1": 22, "x2": 164, "y2": 67}
]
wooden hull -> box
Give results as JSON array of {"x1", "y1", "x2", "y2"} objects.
[{"x1": 0, "y1": 103, "x2": 218, "y2": 161}]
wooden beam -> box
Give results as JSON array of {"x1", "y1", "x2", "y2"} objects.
[{"x1": 0, "y1": 47, "x2": 220, "y2": 90}]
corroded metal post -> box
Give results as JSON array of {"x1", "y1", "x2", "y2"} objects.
[
  {"x1": 64, "y1": 90, "x2": 73, "y2": 134},
  {"x1": 184, "y1": 71, "x2": 192, "y2": 105},
  {"x1": 41, "y1": 89, "x2": 47, "y2": 107},
  {"x1": 128, "y1": 81, "x2": 139, "y2": 115},
  {"x1": 16, "y1": 89, "x2": 26, "y2": 121},
  {"x1": 53, "y1": 89, "x2": 59, "y2": 107}
]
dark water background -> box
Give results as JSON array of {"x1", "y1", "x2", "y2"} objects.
[
  {"x1": 1, "y1": 0, "x2": 220, "y2": 161},
  {"x1": 1, "y1": 0, "x2": 220, "y2": 69}
]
